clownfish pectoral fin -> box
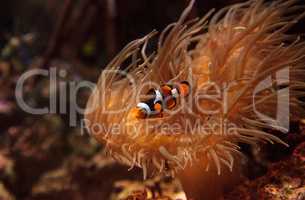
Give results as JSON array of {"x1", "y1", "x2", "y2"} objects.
[
  {"x1": 164, "y1": 97, "x2": 177, "y2": 109},
  {"x1": 154, "y1": 102, "x2": 163, "y2": 113}
]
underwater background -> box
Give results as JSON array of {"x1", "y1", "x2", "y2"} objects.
[{"x1": 0, "y1": 0, "x2": 304, "y2": 199}]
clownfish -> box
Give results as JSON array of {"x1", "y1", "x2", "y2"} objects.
[{"x1": 132, "y1": 81, "x2": 190, "y2": 119}]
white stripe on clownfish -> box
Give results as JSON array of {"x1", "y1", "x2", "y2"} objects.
[
  {"x1": 171, "y1": 88, "x2": 179, "y2": 98},
  {"x1": 137, "y1": 102, "x2": 152, "y2": 115},
  {"x1": 154, "y1": 89, "x2": 163, "y2": 104}
]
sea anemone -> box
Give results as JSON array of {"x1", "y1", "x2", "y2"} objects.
[{"x1": 85, "y1": 0, "x2": 305, "y2": 199}]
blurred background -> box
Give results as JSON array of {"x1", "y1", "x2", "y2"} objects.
[{"x1": 0, "y1": 0, "x2": 305, "y2": 199}]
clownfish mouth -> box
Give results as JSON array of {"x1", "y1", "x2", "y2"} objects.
[{"x1": 130, "y1": 81, "x2": 191, "y2": 119}]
